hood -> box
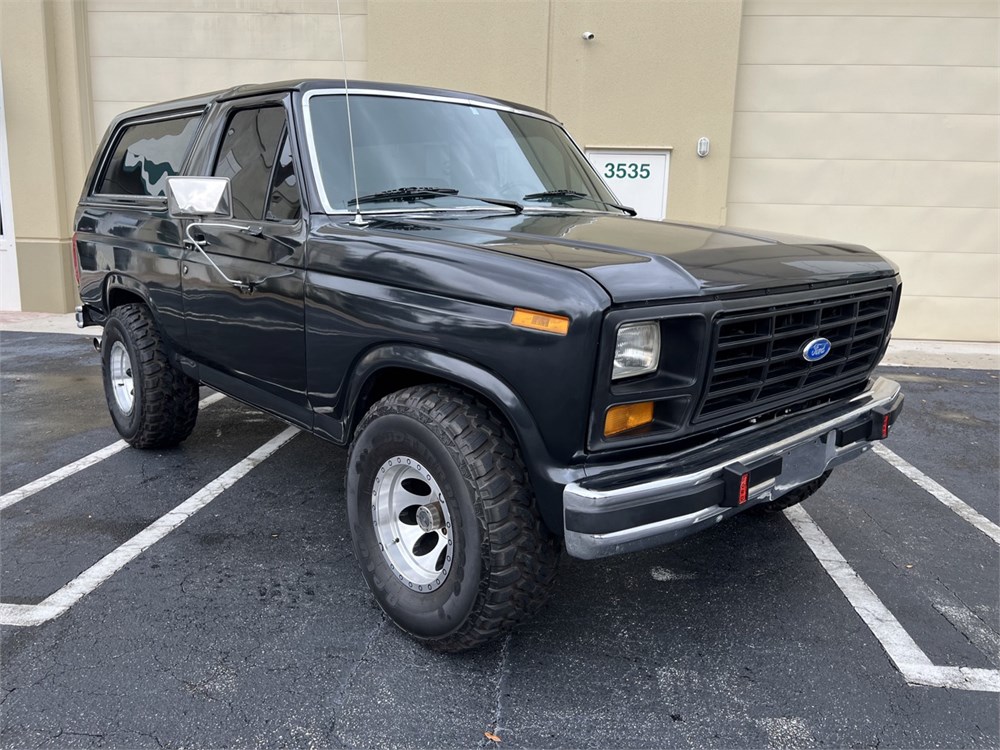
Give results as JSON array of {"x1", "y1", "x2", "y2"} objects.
[{"x1": 367, "y1": 212, "x2": 897, "y2": 304}]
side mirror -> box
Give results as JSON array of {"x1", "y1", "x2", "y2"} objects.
[{"x1": 166, "y1": 176, "x2": 233, "y2": 219}]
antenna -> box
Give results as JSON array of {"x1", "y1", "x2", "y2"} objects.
[{"x1": 336, "y1": 0, "x2": 367, "y2": 227}]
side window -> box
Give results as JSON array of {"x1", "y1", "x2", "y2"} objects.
[
  {"x1": 95, "y1": 116, "x2": 200, "y2": 197},
  {"x1": 213, "y1": 107, "x2": 288, "y2": 221},
  {"x1": 266, "y1": 133, "x2": 301, "y2": 222}
]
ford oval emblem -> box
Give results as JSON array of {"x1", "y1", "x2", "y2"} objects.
[{"x1": 803, "y1": 337, "x2": 832, "y2": 362}]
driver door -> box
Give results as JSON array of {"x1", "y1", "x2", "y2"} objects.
[{"x1": 181, "y1": 102, "x2": 310, "y2": 426}]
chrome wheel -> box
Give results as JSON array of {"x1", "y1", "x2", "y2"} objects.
[
  {"x1": 372, "y1": 456, "x2": 454, "y2": 592},
  {"x1": 108, "y1": 340, "x2": 135, "y2": 415}
]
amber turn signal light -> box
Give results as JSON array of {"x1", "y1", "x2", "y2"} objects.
[
  {"x1": 511, "y1": 308, "x2": 570, "y2": 335},
  {"x1": 604, "y1": 402, "x2": 654, "y2": 437}
]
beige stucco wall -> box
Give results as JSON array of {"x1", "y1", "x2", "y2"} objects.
[
  {"x1": 86, "y1": 0, "x2": 368, "y2": 141},
  {"x1": 368, "y1": 0, "x2": 744, "y2": 225},
  {"x1": 727, "y1": 0, "x2": 1000, "y2": 342},
  {"x1": 0, "y1": 0, "x2": 368, "y2": 312},
  {"x1": 0, "y1": 0, "x2": 93, "y2": 312}
]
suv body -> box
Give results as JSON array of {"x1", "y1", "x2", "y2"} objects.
[{"x1": 75, "y1": 80, "x2": 903, "y2": 649}]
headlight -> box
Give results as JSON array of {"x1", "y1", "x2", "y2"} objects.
[{"x1": 612, "y1": 321, "x2": 660, "y2": 380}]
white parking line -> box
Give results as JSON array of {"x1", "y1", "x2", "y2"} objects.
[
  {"x1": 0, "y1": 425, "x2": 298, "y2": 628},
  {"x1": 785, "y1": 504, "x2": 1000, "y2": 693},
  {"x1": 872, "y1": 443, "x2": 1000, "y2": 545},
  {"x1": 0, "y1": 392, "x2": 227, "y2": 511}
]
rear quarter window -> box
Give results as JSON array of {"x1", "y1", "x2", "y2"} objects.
[{"x1": 94, "y1": 115, "x2": 201, "y2": 198}]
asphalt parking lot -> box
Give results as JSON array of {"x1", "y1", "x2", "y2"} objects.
[{"x1": 1, "y1": 329, "x2": 998, "y2": 749}]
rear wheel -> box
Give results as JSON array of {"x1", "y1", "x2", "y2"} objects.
[
  {"x1": 101, "y1": 303, "x2": 199, "y2": 448},
  {"x1": 346, "y1": 385, "x2": 559, "y2": 652}
]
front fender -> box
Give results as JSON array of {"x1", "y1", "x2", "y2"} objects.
[{"x1": 345, "y1": 344, "x2": 579, "y2": 533}]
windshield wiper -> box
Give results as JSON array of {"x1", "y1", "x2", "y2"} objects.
[
  {"x1": 350, "y1": 187, "x2": 456, "y2": 203},
  {"x1": 522, "y1": 189, "x2": 636, "y2": 216},
  {"x1": 348, "y1": 186, "x2": 522, "y2": 214}
]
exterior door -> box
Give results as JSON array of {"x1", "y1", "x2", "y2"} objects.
[
  {"x1": 181, "y1": 103, "x2": 310, "y2": 424},
  {"x1": 0, "y1": 58, "x2": 20, "y2": 311}
]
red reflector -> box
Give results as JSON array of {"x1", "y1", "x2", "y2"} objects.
[
  {"x1": 71, "y1": 232, "x2": 81, "y2": 286},
  {"x1": 881, "y1": 414, "x2": 890, "y2": 439},
  {"x1": 738, "y1": 473, "x2": 750, "y2": 505}
]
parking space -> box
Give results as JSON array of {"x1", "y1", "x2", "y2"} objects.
[{"x1": 1, "y1": 330, "x2": 998, "y2": 748}]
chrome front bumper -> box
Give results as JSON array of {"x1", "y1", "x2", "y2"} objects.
[{"x1": 563, "y1": 376, "x2": 904, "y2": 560}]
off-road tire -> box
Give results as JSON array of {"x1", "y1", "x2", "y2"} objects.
[
  {"x1": 101, "y1": 303, "x2": 199, "y2": 448},
  {"x1": 346, "y1": 385, "x2": 559, "y2": 652},
  {"x1": 753, "y1": 471, "x2": 831, "y2": 514}
]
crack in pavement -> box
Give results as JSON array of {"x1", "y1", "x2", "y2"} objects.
[
  {"x1": 328, "y1": 615, "x2": 386, "y2": 747},
  {"x1": 481, "y1": 633, "x2": 512, "y2": 747}
]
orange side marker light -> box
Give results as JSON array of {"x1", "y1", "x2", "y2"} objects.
[{"x1": 511, "y1": 308, "x2": 570, "y2": 336}]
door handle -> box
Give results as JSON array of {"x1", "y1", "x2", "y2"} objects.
[{"x1": 183, "y1": 222, "x2": 257, "y2": 293}]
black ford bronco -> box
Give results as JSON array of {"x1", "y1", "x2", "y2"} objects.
[{"x1": 74, "y1": 80, "x2": 903, "y2": 651}]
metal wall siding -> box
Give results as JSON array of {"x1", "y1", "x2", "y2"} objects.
[{"x1": 728, "y1": 1, "x2": 1000, "y2": 342}]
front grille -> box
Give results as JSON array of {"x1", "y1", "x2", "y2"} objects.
[{"x1": 695, "y1": 287, "x2": 894, "y2": 422}]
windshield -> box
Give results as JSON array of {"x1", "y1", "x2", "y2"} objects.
[{"x1": 305, "y1": 93, "x2": 622, "y2": 213}]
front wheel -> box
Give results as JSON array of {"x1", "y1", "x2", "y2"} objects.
[
  {"x1": 346, "y1": 385, "x2": 559, "y2": 652},
  {"x1": 101, "y1": 303, "x2": 199, "y2": 448}
]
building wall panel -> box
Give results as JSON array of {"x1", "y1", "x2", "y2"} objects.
[
  {"x1": 86, "y1": 3, "x2": 367, "y2": 138},
  {"x1": 746, "y1": 1, "x2": 999, "y2": 18},
  {"x1": 726, "y1": 204, "x2": 999, "y2": 258},
  {"x1": 731, "y1": 113, "x2": 998, "y2": 162},
  {"x1": 739, "y1": 15, "x2": 998, "y2": 66},
  {"x1": 728, "y1": 159, "x2": 999, "y2": 209},
  {"x1": 886, "y1": 251, "x2": 999, "y2": 299},
  {"x1": 735, "y1": 65, "x2": 1000, "y2": 115},
  {"x1": 728, "y1": 1, "x2": 1000, "y2": 341}
]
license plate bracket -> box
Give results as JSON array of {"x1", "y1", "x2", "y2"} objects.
[{"x1": 774, "y1": 430, "x2": 837, "y2": 494}]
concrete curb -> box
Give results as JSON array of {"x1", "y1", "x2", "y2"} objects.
[
  {"x1": 0, "y1": 312, "x2": 91, "y2": 337},
  {"x1": 880, "y1": 339, "x2": 999, "y2": 371}
]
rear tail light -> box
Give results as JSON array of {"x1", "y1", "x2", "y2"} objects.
[{"x1": 71, "y1": 231, "x2": 81, "y2": 286}]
